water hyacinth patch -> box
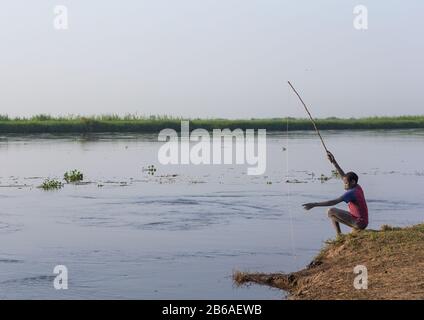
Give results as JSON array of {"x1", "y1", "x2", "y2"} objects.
[
  {"x1": 64, "y1": 169, "x2": 84, "y2": 183},
  {"x1": 40, "y1": 179, "x2": 64, "y2": 190},
  {"x1": 143, "y1": 165, "x2": 157, "y2": 176}
]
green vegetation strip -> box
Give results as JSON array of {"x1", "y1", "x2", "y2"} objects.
[{"x1": 1, "y1": 115, "x2": 424, "y2": 133}]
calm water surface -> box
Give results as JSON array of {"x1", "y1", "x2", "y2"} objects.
[{"x1": 0, "y1": 130, "x2": 423, "y2": 299}]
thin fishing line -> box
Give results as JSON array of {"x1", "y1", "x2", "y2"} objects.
[{"x1": 286, "y1": 83, "x2": 298, "y2": 268}]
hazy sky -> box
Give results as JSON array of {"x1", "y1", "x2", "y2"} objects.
[{"x1": 1, "y1": 0, "x2": 423, "y2": 118}]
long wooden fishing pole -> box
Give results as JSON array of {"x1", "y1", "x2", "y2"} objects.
[{"x1": 287, "y1": 81, "x2": 329, "y2": 154}]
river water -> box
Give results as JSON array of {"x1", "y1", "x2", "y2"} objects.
[{"x1": 0, "y1": 130, "x2": 423, "y2": 299}]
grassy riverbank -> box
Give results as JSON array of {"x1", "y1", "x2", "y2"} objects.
[
  {"x1": 0, "y1": 115, "x2": 424, "y2": 134},
  {"x1": 234, "y1": 224, "x2": 424, "y2": 300}
]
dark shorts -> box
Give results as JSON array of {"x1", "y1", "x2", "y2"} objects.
[{"x1": 329, "y1": 210, "x2": 367, "y2": 230}]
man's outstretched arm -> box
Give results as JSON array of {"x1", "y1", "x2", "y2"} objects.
[
  {"x1": 327, "y1": 151, "x2": 345, "y2": 177},
  {"x1": 302, "y1": 196, "x2": 344, "y2": 210}
]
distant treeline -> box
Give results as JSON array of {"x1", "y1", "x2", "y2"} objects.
[{"x1": 0, "y1": 114, "x2": 424, "y2": 134}]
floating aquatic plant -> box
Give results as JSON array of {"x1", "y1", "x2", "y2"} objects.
[
  {"x1": 286, "y1": 179, "x2": 307, "y2": 184},
  {"x1": 40, "y1": 179, "x2": 64, "y2": 190},
  {"x1": 319, "y1": 174, "x2": 331, "y2": 183},
  {"x1": 143, "y1": 165, "x2": 157, "y2": 175},
  {"x1": 64, "y1": 169, "x2": 84, "y2": 183}
]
